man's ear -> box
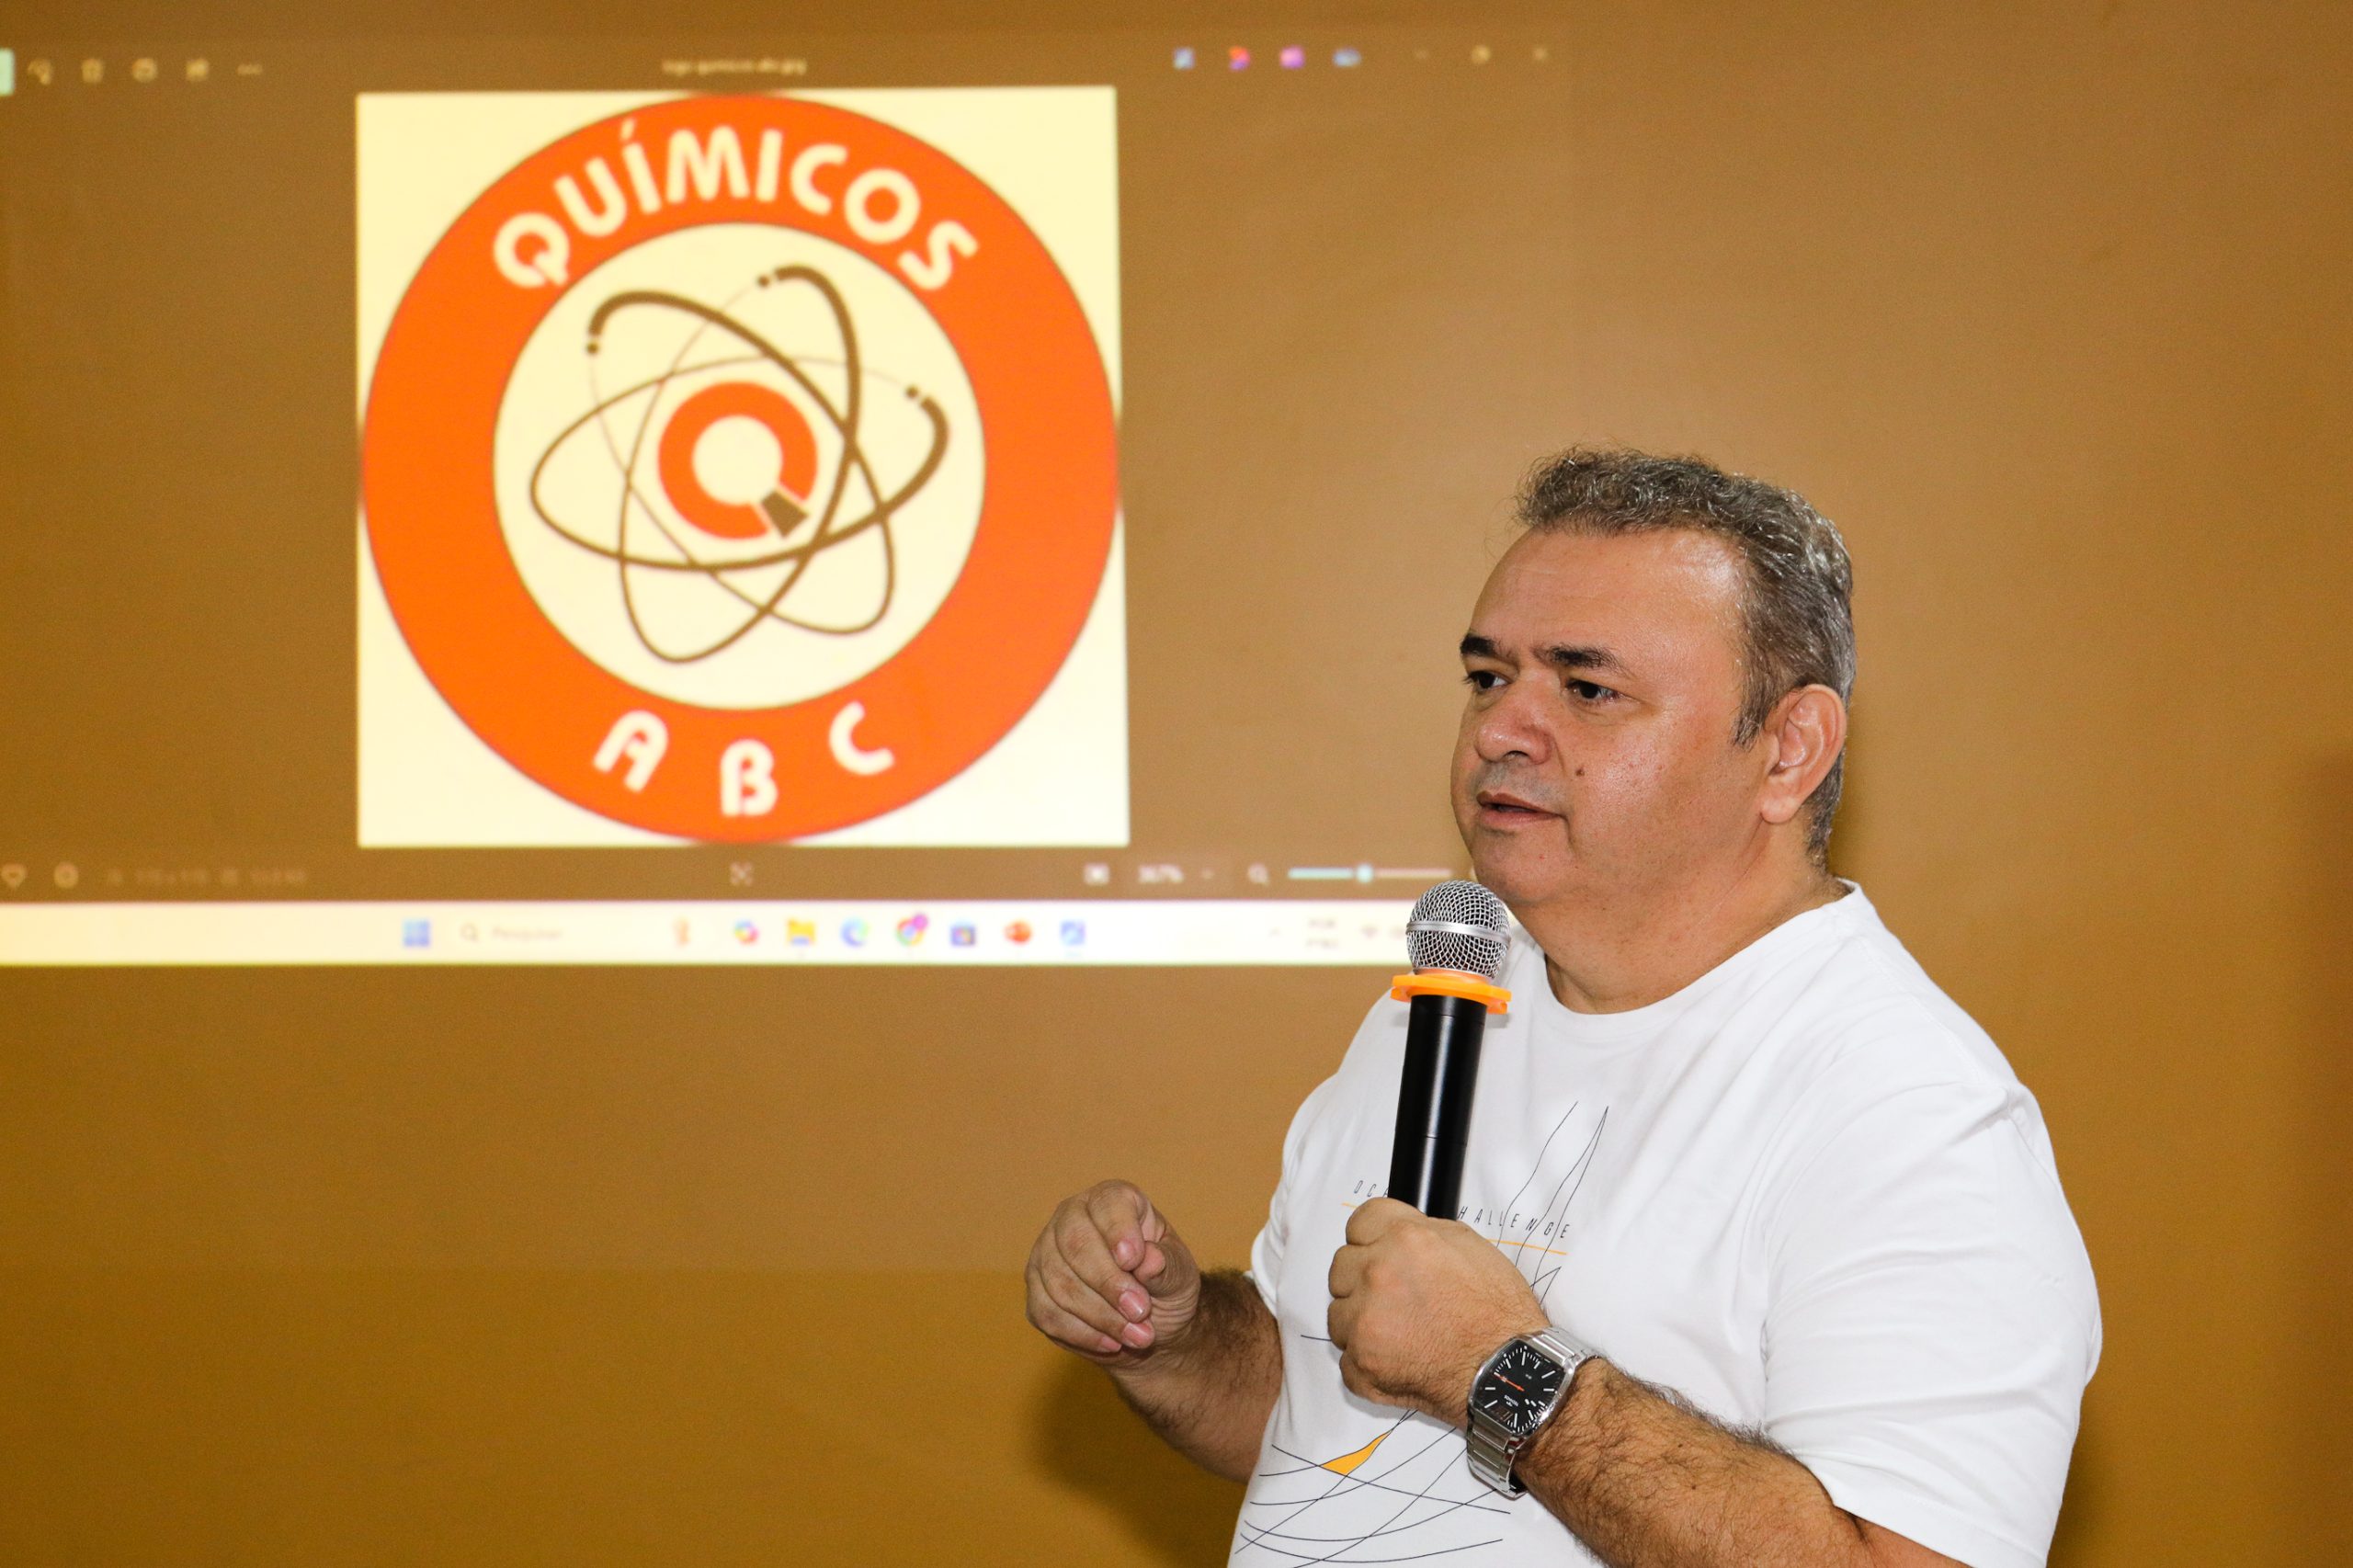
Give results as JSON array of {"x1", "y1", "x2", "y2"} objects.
[{"x1": 1757, "y1": 685, "x2": 1847, "y2": 828}]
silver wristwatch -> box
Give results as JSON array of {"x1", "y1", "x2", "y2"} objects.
[{"x1": 1465, "y1": 1327, "x2": 1595, "y2": 1497}]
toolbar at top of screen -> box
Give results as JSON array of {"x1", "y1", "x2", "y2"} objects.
[
  {"x1": 1167, "y1": 42, "x2": 1550, "y2": 70},
  {"x1": 0, "y1": 52, "x2": 264, "y2": 87}
]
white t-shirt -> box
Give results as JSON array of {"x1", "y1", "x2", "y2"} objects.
[{"x1": 1237, "y1": 884, "x2": 2100, "y2": 1568}]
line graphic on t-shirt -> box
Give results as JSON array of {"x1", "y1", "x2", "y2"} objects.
[
  {"x1": 1317, "y1": 1432, "x2": 1389, "y2": 1476},
  {"x1": 1488, "y1": 1104, "x2": 1608, "y2": 1312},
  {"x1": 1236, "y1": 1415, "x2": 1507, "y2": 1562},
  {"x1": 1236, "y1": 1105, "x2": 1610, "y2": 1562}
]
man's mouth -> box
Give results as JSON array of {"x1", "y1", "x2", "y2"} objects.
[{"x1": 1474, "y1": 790, "x2": 1555, "y2": 824}]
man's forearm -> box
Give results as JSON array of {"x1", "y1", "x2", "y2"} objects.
[
  {"x1": 1108, "y1": 1268, "x2": 1282, "y2": 1483},
  {"x1": 1519, "y1": 1359, "x2": 1893, "y2": 1568}
]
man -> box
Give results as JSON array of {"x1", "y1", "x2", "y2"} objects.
[{"x1": 1025, "y1": 449, "x2": 2099, "y2": 1566}]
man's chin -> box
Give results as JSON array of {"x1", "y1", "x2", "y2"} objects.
[{"x1": 1464, "y1": 837, "x2": 1565, "y2": 914}]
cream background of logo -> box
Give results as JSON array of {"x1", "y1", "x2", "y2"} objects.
[{"x1": 356, "y1": 87, "x2": 1126, "y2": 846}]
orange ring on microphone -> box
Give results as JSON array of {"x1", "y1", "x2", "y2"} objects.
[{"x1": 1390, "y1": 971, "x2": 1511, "y2": 1013}]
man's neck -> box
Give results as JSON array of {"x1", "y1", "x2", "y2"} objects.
[{"x1": 1533, "y1": 863, "x2": 1847, "y2": 1015}]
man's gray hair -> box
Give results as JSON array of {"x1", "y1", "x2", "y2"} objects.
[{"x1": 1515, "y1": 449, "x2": 1856, "y2": 862}]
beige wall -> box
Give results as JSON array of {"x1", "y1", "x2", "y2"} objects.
[{"x1": 5, "y1": 0, "x2": 2351, "y2": 1562}]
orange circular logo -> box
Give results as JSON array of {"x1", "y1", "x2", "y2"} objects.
[{"x1": 363, "y1": 96, "x2": 1118, "y2": 840}]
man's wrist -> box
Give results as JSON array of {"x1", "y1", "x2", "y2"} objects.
[
  {"x1": 1462, "y1": 1325, "x2": 1600, "y2": 1494},
  {"x1": 1108, "y1": 1322, "x2": 1208, "y2": 1384},
  {"x1": 1108, "y1": 1269, "x2": 1245, "y2": 1384},
  {"x1": 1510, "y1": 1352, "x2": 1609, "y2": 1490}
]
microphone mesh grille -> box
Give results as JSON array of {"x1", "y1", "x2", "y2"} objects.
[{"x1": 1405, "y1": 880, "x2": 1511, "y2": 983}]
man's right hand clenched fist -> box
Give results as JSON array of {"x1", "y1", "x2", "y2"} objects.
[{"x1": 1025, "y1": 1180, "x2": 1202, "y2": 1367}]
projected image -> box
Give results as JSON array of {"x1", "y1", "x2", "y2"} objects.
[
  {"x1": 0, "y1": 34, "x2": 1517, "y2": 966},
  {"x1": 358, "y1": 88, "x2": 1125, "y2": 846}
]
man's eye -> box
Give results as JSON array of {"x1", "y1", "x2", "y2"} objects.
[
  {"x1": 1567, "y1": 679, "x2": 1620, "y2": 703},
  {"x1": 1463, "y1": 669, "x2": 1504, "y2": 692}
]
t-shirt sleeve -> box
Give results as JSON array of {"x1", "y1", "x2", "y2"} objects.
[
  {"x1": 1758, "y1": 1077, "x2": 2101, "y2": 1568},
  {"x1": 1246, "y1": 1074, "x2": 1329, "y2": 1320},
  {"x1": 1247, "y1": 999, "x2": 1394, "y2": 1320}
]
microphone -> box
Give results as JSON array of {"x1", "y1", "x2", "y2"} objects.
[{"x1": 1386, "y1": 881, "x2": 1513, "y2": 1219}]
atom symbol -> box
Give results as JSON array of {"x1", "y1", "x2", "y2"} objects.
[{"x1": 527, "y1": 265, "x2": 950, "y2": 665}]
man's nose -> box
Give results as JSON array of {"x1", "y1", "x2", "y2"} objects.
[{"x1": 1473, "y1": 683, "x2": 1555, "y2": 764}]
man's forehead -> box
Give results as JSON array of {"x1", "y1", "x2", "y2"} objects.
[{"x1": 1467, "y1": 527, "x2": 1746, "y2": 655}]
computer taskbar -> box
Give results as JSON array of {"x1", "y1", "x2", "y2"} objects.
[{"x1": 0, "y1": 899, "x2": 1419, "y2": 967}]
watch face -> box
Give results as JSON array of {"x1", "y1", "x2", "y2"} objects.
[{"x1": 1474, "y1": 1342, "x2": 1567, "y2": 1437}]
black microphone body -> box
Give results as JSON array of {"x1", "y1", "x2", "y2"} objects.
[{"x1": 1387, "y1": 990, "x2": 1490, "y2": 1218}]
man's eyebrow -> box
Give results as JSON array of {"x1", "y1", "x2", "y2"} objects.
[{"x1": 1459, "y1": 633, "x2": 1628, "y2": 676}]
